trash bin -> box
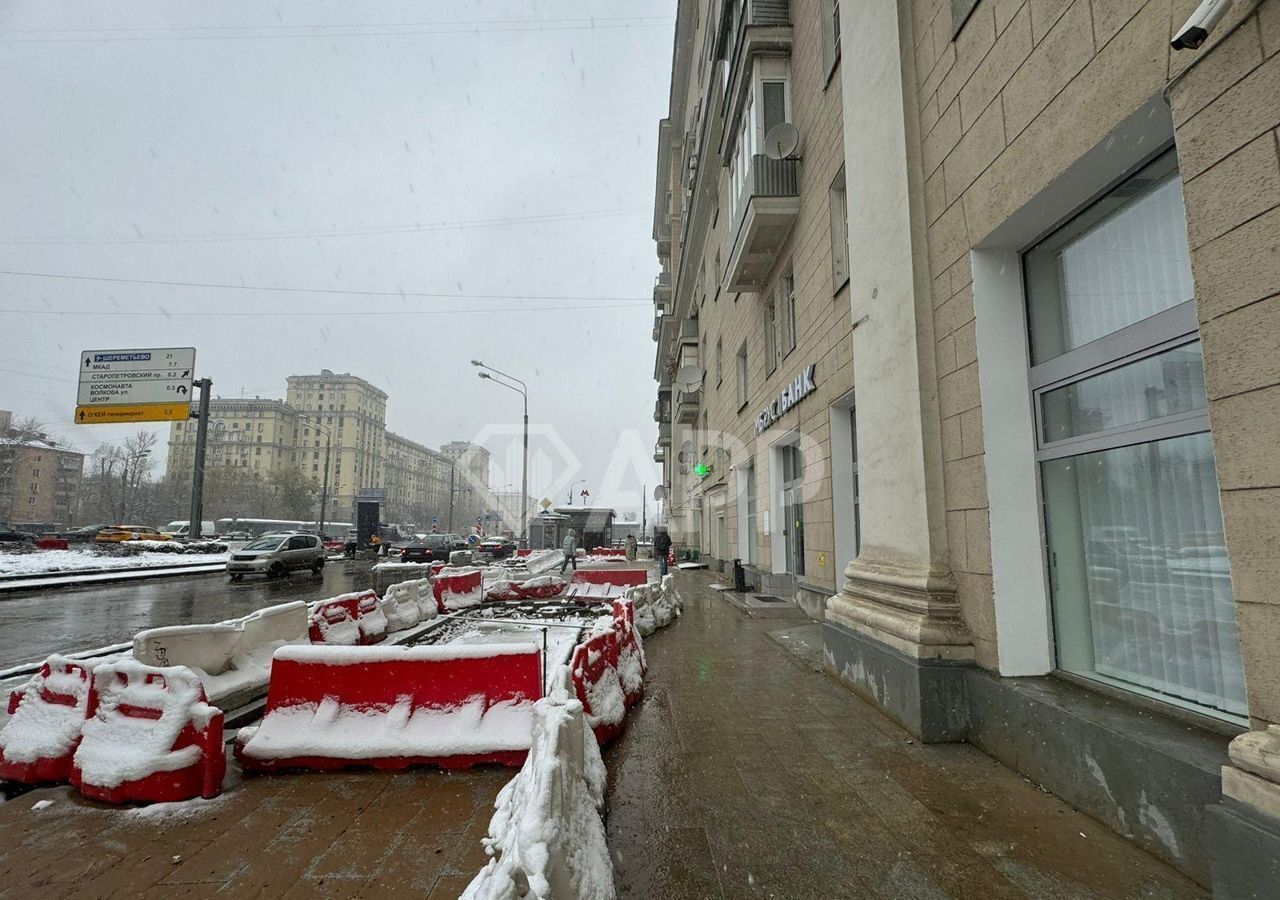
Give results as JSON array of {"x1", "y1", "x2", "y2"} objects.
[{"x1": 732, "y1": 558, "x2": 747, "y2": 593}]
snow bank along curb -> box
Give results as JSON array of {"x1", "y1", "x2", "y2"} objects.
[
  {"x1": 235, "y1": 642, "x2": 544, "y2": 772},
  {"x1": 462, "y1": 667, "x2": 614, "y2": 900},
  {"x1": 0, "y1": 657, "x2": 226, "y2": 804}
]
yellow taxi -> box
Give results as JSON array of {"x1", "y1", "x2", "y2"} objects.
[{"x1": 94, "y1": 526, "x2": 173, "y2": 543}]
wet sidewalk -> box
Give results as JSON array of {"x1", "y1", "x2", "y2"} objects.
[
  {"x1": 0, "y1": 768, "x2": 506, "y2": 898},
  {"x1": 603, "y1": 570, "x2": 1206, "y2": 899}
]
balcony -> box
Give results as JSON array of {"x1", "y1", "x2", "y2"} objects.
[
  {"x1": 656, "y1": 216, "x2": 672, "y2": 260},
  {"x1": 653, "y1": 442, "x2": 666, "y2": 464},
  {"x1": 725, "y1": 155, "x2": 800, "y2": 292},
  {"x1": 675, "y1": 387, "x2": 701, "y2": 425},
  {"x1": 653, "y1": 272, "x2": 672, "y2": 315}
]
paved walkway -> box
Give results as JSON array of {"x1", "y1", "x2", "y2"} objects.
[
  {"x1": 603, "y1": 571, "x2": 1207, "y2": 899},
  {"x1": 0, "y1": 768, "x2": 507, "y2": 898}
]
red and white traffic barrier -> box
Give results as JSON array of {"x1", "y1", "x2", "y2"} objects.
[
  {"x1": 308, "y1": 590, "x2": 388, "y2": 645},
  {"x1": 71, "y1": 660, "x2": 225, "y2": 804},
  {"x1": 432, "y1": 567, "x2": 484, "y2": 611},
  {"x1": 0, "y1": 656, "x2": 97, "y2": 784},
  {"x1": 569, "y1": 600, "x2": 645, "y2": 746},
  {"x1": 235, "y1": 643, "x2": 543, "y2": 773}
]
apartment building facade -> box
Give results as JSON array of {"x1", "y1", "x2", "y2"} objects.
[
  {"x1": 0, "y1": 411, "x2": 84, "y2": 529},
  {"x1": 654, "y1": 0, "x2": 855, "y2": 616},
  {"x1": 166, "y1": 371, "x2": 484, "y2": 530},
  {"x1": 655, "y1": 0, "x2": 1280, "y2": 889}
]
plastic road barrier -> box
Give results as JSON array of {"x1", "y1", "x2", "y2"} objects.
[
  {"x1": 236, "y1": 643, "x2": 544, "y2": 773},
  {"x1": 432, "y1": 567, "x2": 484, "y2": 611},
  {"x1": 308, "y1": 591, "x2": 387, "y2": 645},
  {"x1": 570, "y1": 569, "x2": 648, "y2": 588},
  {"x1": 0, "y1": 656, "x2": 97, "y2": 784},
  {"x1": 71, "y1": 660, "x2": 225, "y2": 804}
]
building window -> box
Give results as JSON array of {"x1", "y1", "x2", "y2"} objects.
[
  {"x1": 764, "y1": 294, "x2": 779, "y2": 375},
  {"x1": 736, "y1": 343, "x2": 749, "y2": 409},
  {"x1": 781, "y1": 264, "x2": 797, "y2": 355},
  {"x1": 716, "y1": 337, "x2": 723, "y2": 387},
  {"x1": 1025, "y1": 150, "x2": 1245, "y2": 721},
  {"x1": 952, "y1": 0, "x2": 980, "y2": 35},
  {"x1": 822, "y1": 0, "x2": 841, "y2": 79},
  {"x1": 829, "y1": 168, "x2": 849, "y2": 291}
]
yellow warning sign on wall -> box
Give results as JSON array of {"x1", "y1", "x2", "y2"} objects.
[{"x1": 75, "y1": 403, "x2": 189, "y2": 425}]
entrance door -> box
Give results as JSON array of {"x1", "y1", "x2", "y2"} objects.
[{"x1": 781, "y1": 444, "x2": 805, "y2": 576}]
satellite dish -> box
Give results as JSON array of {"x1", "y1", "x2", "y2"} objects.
[
  {"x1": 675, "y1": 365, "x2": 704, "y2": 392},
  {"x1": 763, "y1": 122, "x2": 801, "y2": 160},
  {"x1": 653, "y1": 485, "x2": 666, "y2": 501},
  {"x1": 680, "y1": 440, "x2": 695, "y2": 456}
]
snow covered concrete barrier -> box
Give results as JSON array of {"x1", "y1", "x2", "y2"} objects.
[
  {"x1": 0, "y1": 656, "x2": 97, "y2": 784},
  {"x1": 569, "y1": 600, "x2": 645, "y2": 746},
  {"x1": 433, "y1": 566, "x2": 484, "y2": 611},
  {"x1": 462, "y1": 669, "x2": 613, "y2": 900},
  {"x1": 380, "y1": 577, "x2": 437, "y2": 632},
  {"x1": 133, "y1": 602, "x2": 308, "y2": 710},
  {"x1": 71, "y1": 660, "x2": 225, "y2": 805},
  {"x1": 235, "y1": 643, "x2": 544, "y2": 773},
  {"x1": 627, "y1": 574, "x2": 682, "y2": 637},
  {"x1": 308, "y1": 591, "x2": 388, "y2": 645}
]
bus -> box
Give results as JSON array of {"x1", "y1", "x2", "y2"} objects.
[{"x1": 214, "y1": 518, "x2": 353, "y2": 538}]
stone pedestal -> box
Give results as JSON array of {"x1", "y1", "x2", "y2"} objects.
[{"x1": 1206, "y1": 726, "x2": 1280, "y2": 898}]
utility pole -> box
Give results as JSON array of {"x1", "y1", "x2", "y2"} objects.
[
  {"x1": 642, "y1": 484, "x2": 647, "y2": 541},
  {"x1": 447, "y1": 463, "x2": 455, "y2": 533},
  {"x1": 319, "y1": 430, "x2": 331, "y2": 538},
  {"x1": 188, "y1": 378, "x2": 212, "y2": 539}
]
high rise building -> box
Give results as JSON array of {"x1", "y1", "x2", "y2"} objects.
[
  {"x1": 168, "y1": 399, "x2": 299, "y2": 479},
  {"x1": 285, "y1": 370, "x2": 388, "y2": 513}
]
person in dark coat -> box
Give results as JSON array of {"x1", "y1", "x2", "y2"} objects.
[
  {"x1": 559, "y1": 529, "x2": 578, "y2": 574},
  {"x1": 653, "y1": 527, "x2": 673, "y2": 576}
]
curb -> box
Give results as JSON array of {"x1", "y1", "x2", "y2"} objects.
[{"x1": 0, "y1": 562, "x2": 227, "y2": 595}]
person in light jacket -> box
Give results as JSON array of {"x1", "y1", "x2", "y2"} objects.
[{"x1": 559, "y1": 528, "x2": 578, "y2": 574}]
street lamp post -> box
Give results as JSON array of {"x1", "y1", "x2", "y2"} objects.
[
  {"x1": 306, "y1": 419, "x2": 333, "y2": 538},
  {"x1": 472, "y1": 360, "x2": 529, "y2": 547},
  {"x1": 567, "y1": 479, "x2": 585, "y2": 506}
]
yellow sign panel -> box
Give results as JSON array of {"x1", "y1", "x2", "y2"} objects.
[{"x1": 75, "y1": 402, "x2": 189, "y2": 425}]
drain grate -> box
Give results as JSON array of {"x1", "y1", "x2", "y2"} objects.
[{"x1": 752, "y1": 594, "x2": 784, "y2": 604}]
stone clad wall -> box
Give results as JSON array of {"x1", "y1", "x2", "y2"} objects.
[{"x1": 908, "y1": 0, "x2": 1280, "y2": 717}]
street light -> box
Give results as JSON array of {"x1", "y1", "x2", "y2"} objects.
[
  {"x1": 304, "y1": 418, "x2": 333, "y2": 539},
  {"x1": 473, "y1": 359, "x2": 529, "y2": 547},
  {"x1": 567, "y1": 478, "x2": 585, "y2": 506}
]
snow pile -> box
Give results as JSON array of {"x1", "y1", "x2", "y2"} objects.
[
  {"x1": 73, "y1": 661, "x2": 219, "y2": 790},
  {"x1": 462, "y1": 669, "x2": 613, "y2": 900},
  {"x1": 434, "y1": 566, "x2": 484, "y2": 610},
  {"x1": 516, "y1": 575, "x2": 569, "y2": 599},
  {"x1": 627, "y1": 575, "x2": 681, "y2": 637},
  {"x1": 0, "y1": 547, "x2": 230, "y2": 577},
  {"x1": 118, "y1": 540, "x2": 229, "y2": 555},
  {"x1": 484, "y1": 579, "x2": 524, "y2": 602},
  {"x1": 0, "y1": 656, "x2": 95, "y2": 767},
  {"x1": 579, "y1": 658, "x2": 626, "y2": 733}
]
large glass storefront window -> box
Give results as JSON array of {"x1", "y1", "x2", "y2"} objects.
[{"x1": 1025, "y1": 151, "x2": 1246, "y2": 721}]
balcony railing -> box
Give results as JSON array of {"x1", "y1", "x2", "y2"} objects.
[
  {"x1": 725, "y1": 155, "x2": 801, "y2": 292},
  {"x1": 675, "y1": 388, "x2": 701, "y2": 425},
  {"x1": 653, "y1": 272, "x2": 672, "y2": 315}
]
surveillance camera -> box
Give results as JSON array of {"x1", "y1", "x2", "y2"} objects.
[{"x1": 1172, "y1": 0, "x2": 1234, "y2": 50}]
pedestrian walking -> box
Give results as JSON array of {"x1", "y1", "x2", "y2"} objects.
[
  {"x1": 654, "y1": 527, "x2": 672, "y2": 577},
  {"x1": 625, "y1": 533, "x2": 638, "y2": 561},
  {"x1": 559, "y1": 528, "x2": 578, "y2": 574}
]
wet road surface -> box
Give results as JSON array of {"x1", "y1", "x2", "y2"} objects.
[{"x1": 0, "y1": 559, "x2": 377, "y2": 669}]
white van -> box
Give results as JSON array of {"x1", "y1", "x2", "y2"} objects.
[{"x1": 162, "y1": 520, "x2": 217, "y2": 539}]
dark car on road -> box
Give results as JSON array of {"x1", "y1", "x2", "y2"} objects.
[
  {"x1": 400, "y1": 534, "x2": 456, "y2": 563},
  {"x1": 478, "y1": 537, "x2": 518, "y2": 559},
  {"x1": 0, "y1": 524, "x2": 36, "y2": 543}
]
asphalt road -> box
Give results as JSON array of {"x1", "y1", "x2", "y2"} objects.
[{"x1": 0, "y1": 559, "x2": 378, "y2": 670}]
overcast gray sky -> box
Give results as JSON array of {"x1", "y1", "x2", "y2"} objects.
[{"x1": 0, "y1": 0, "x2": 671, "y2": 516}]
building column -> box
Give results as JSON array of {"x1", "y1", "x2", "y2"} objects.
[{"x1": 822, "y1": 0, "x2": 971, "y2": 742}]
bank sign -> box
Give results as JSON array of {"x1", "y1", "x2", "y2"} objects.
[{"x1": 754, "y1": 364, "x2": 817, "y2": 434}]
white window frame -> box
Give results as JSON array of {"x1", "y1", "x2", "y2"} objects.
[{"x1": 829, "y1": 167, "x2": 849, "y2": 292}]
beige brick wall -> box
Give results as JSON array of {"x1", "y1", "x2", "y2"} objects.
[
  {"x1": 909, "y1": 0, "x2": 1280, "y2": 713},
  {"x1": 684, "y1": 0, "x2": 852, "y2": 591}
]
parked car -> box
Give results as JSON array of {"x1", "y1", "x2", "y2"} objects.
[
  {"x1": 64, "y1": 524, "x2": 110, "y2": 544},
  {"x1": 399, "y1": 534, "x2": 456, "y2": 563},
  {"x1": 478, "y1": 537, "x2": 517, "y2": 559},
  {"x1": 161, "y1": 520, "x2": 217, "y2": 539},
  {"x1": 95, "y1": 526, "x2": 172, "y2": 543},
  {"x1": 0, "y1": 524, "x2": 36, "y2": 543},
  {"x1": 226, "y1": 532, "x2": 325, "y2": 580},
  {"x1": 220, "y1": 530, "x2": 252, "y2": 542}
]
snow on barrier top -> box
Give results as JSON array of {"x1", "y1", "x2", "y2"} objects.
[
  {"x1": 461, "y1": 667, "x2": 613, "y2": 900},
  {"x1": 236, "y1": 642, "x2": 544, "y2": 771},
  {"x1": 72, "y1": 659, "x2": 225, "y2": 803},
  {"x1": 0, "y1": 655, "x2": 96, "y2": 782}
]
